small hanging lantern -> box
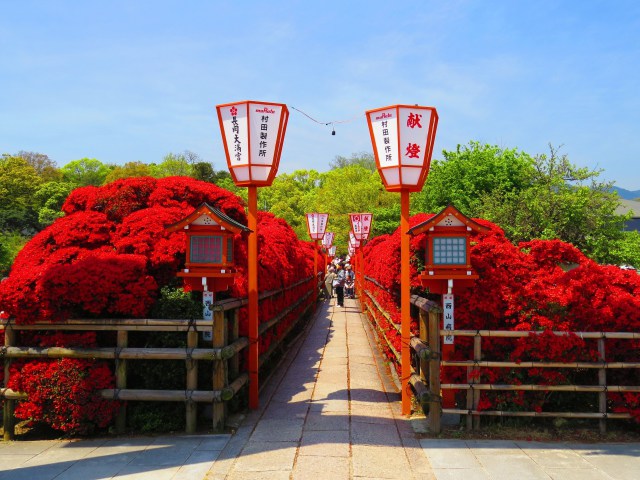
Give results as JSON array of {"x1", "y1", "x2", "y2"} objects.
[
  {"x1": 166, "y1": 202, "x2": 251, "y2": 292},
  {"x1": 349, "y1": 213, "x2": 373, "y2": 242},
  {"x1": 349, "y1": 230, "x2": 361, "y2": 249},
  {"x1": 305, "y1": 213, "x2": 329, "y2": 241},
  {"x1": 322, "y1": 231, "x2": 335, "y2": 249},
  {"x1": 408, "y1": 205, "x2": 489, "y2": 294}
]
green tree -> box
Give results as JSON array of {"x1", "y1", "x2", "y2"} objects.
[
  {"x1": 150, "y1": 152, "x2": 193, "y2": 178},
  {"x1": 0, "y1": 230, "x2": 29, "y2": 277},
  {"x1": 329, "y1": 151, "x2": 376, "y2": 172},
  {"x1": 413, "y1": 142, "x2": 535, "y2": 215},
  {"x1": 414, "y1": 142, "x2": 627, "y2": 264},
  {"x1": 15, "y1": 151, "x2": 61, "y2": 181},
  {"x1": 482, "y1": 146, "x2": 625, "y2": 262},
  {"x1": 104, "y1": 161, "x2": 151, "y2": 183},
  {"x1": 61, "y1": 158, "x2": 111, "y2": 186},
  {"x1": 34, "y1": 181, "x2": 75, "y2": 226},
  {"x1": 0, "y1": 155, "x2": 42, "y2": 230},
  {"x1": 312, "y1": 165, "x2": 397, "y2": 252},
  {"x1": 258, "y1": 170, "x2": 323, "y2": 237}
]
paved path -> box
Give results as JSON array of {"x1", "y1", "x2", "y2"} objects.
[{"x1": 1, "y1": 297, "x2": 639, "y2": 479}]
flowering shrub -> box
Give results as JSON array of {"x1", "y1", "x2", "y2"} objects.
[
  {"x1": 362, "y1": 212, "x2": 640, "y2": 421},
  {"x1": 0, "y1": 176, "x2": 315, "y2": 434},
  {"x1": 8, "y1": 358, "x2": 118, "y2": 435}
]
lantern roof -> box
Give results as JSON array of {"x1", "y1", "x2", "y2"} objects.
[
  {"x1": 166, "y1": 202, "x2": 251, "y2": 234},
  {"x1": 408, "y1": 204, "x2": 489, "y2": 236}
]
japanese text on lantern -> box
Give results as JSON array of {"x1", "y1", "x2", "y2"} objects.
[
  {"x1": 259, "y1": 114, "x2": 269, "y2": 157},
  {"x1": 230, "y1": 106, "x2": 242, "y2": 163},
  {"x1": 443, "y1": 293, "x2": 455, "y2": 344},
  {"x1": 405, "y1": 111, "x2": 422, "y2": 159}
]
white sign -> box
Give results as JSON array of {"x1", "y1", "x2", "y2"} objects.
[
  {"x1": 349, "y1": 231, "x2": 361, "y2": 248},
  {"x1": 203, "y1": 291, "x2": 214, "y2": 321},
  {"x1": 443, "y1": 293, "x2": 454, "y2": 344}
]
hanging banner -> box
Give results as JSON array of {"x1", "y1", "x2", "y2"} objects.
[{"x1": 443, "y1": 293, "x2": 454, "y2": 344}]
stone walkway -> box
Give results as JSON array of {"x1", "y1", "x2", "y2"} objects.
[
  {"x1": 207, "y1": 296, "x2": 432, "y2": 480},
  {"x1": 1, "y1": 296, "x2": 639, "y2": 479}
]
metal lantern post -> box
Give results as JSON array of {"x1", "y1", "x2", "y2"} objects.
[
  {"x1": 366, "y1": 104, "x2": 438, "y2": 415},
  {"x1": 306, "y1": 213, "x2": 329, "y2": 302},
  {"x1": 216, "y1": 100, "x2": 289, "y2": 409}
]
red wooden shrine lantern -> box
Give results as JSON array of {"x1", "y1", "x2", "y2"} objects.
[
  {"x1": 166, "y1": 202, "x2": 251, "y2": 292},
  {"x1": 408, "y1": 204, "x2": 489, "y2": 294}
]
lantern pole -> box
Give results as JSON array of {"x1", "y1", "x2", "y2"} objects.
[
  {"x1": 400, "y1": 189, "x2": 412, "y2": 415},
  {"x1": 314, "y1": 239, "x2": 319, "y2": 303},
  {"x1": 247, "y1": 185, "x2": 259, "y2": 409}
]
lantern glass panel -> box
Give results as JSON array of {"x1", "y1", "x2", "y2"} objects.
[
  {"x1": 227, "y1": 237, "x2": 233, "y2": 263},
  {"x1": 191, "y1": 235, "x2": 223, "y2": 263},
  {"x1": 401, "y1": 167, "x2": 421, "y2": 185},
  {"x1": 381, "y1": 167, "x2": 400, "y2": 186},
  {"x1": 433, "y1": 237, "x2": 466, "y2": 265},
  {"x1": 234, "y1": 166, "x2": 250, "y2": 182}
]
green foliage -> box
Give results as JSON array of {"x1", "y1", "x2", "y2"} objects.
[
  {"x1": 0, "y1": 230, "x2": 29, "y2": 276},
  {"x1": 14, "y1": 151, "x2": 61, "y2": 181},
  {"x1": 127, "y1": 403, "x2": 185, "y2": 433},
  {"x1": 329, "y1": 151, "x2": 376, "y2": 172},
  {"x1": 0, "y1": 155, "x2": 42, "y2": 230},
  {"x1": 149, "y1": 152, "x2": 193, "y2": 178},
  {"x1": 104, "y1": 161, "x2": 151, "y2": 183},
  {"x1": 61, "y1": 158, "x2": 111, "y2": 186},
  {"x1": 414, "y1": 142, "x2": 627, "y2": 264},
  {"x1": 149, "y1": 286, "x2": 203, "y2": 319},
  {"x1": 606, "y1": 230, "x2": 640, "y2": 268},
  {"x1": 413, "y1": 141, "x2": 535, "y2": 215},
  {"x1": 33, "y1": 181, "x2": 75, "y2": 226}
]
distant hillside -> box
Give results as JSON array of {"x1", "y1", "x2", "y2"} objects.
[{"x1": 612, "y1": 186, "x2": 640, "y2": 200}]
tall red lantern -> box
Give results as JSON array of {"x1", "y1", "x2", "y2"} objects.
[
  {"x1": 216, "y1": 100, "x2": 289, "y2": 409},
  {"x1": 366, "y1": 104, "x2": 439, "y2": 415}
]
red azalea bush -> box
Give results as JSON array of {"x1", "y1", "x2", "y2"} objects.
[
  {"x1": 0, "y1": 176, "x2": 315, "y2": 434},
  {"x1": 362, "y1": 213, "x2": 640, "y2": 421}
]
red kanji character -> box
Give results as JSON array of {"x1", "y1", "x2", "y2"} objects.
[
  {"x1": 405, "y1": 143, "x2": 421, "y2": 158},
  {"x1": 407, "y1": 112, "x2": 422, "y2": 128}
]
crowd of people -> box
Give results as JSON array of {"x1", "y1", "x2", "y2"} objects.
[{"x1": 322, "y1": 257, "x2": 355, "y2": 307}]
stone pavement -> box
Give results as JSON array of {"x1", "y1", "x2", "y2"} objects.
[{"x1": 1, "y1": 296, "x2": 639, "y2": 479}]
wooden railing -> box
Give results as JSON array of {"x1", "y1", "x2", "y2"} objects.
[
  {"x1": 1, "y1": 276, "x2": 314, "y2": 440},
  {"x1": 361, "y1": 276, "x2": 640, "y2": 434}
]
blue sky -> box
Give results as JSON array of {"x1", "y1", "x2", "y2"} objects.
[{"x1": 2, "y1": 1, "x2": 639, "y2": 189}]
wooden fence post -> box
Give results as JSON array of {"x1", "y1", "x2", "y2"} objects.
[
  {"x1": 427, "y1": 309, "x2": 441, "y2": 433},
  {"x1": 3, "y1": 325, "x2": 16, "y2": 440},
  {"x1": 466, "y1": 335, "x2": 481, "y2": 430},
  {"x1": 598, "y1": 337, "x2": 607, "y2": 435},
  {"x1": 419, "y1": 309, "x2": 428, "y2": 382},
  {"x1": 212, "y1": 307, "x2": 227, "y2": 432},
  {"x1": 229, "y1": 309, "x2": 239, "y2": 380},
  {"x1": 185, "y1": 328, "x2": 198, "y2": 434},
  {"x1": 115, "y1": 330, "x2": 128, "y2": 434}
]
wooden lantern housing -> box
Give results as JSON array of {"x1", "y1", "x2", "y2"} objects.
[
  {"x1": 408, "y1": 205, "x2": 489, "y2": 294},
  {"x1": 166, "y1": 202, "x2": 251, "y2": 292}
]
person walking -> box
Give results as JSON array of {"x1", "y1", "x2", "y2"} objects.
[
  {"x1": 333, "y1": 264, "x2": 346, "y2": 307},
  {"x1": 344, "y1": 264, "x2": 355, "y2": 299},
  {"x1": 324, "y1": 266, "x2": 336, "y2": 299}
]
